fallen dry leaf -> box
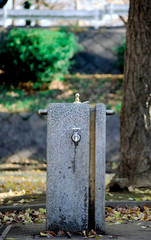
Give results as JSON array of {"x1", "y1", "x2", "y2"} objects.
[
  {"x1": 46, "y1": 231, "x2": 56, "y2": 236},
  {"x1": 40, "y1": 232, "x2": 47, "y2": 237},
  {"x1": 105, "y1": 206, "x2": 151, "y2": 224},
  {"x1": 89, "y1": 229, "x2": 96, "y2": 235},
  {"x1": 57, "y1": 230, "x2": 66, "y2": 236},
  {"x1": 0, "y1": 206, "x2": 151, "y2": 227},
  {"x1": 66, "y1": 231, "x2": 72, "y2": 238}
]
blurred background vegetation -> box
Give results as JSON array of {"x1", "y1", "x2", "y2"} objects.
[
  {"x1": 0, "y1": 28, "x2": 81, "y2": 87},
  {"x1": 0, "y1": 28, "x2": 125, "y2": 113}
]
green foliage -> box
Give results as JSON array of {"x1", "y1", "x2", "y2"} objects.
[
  {"x1": 0, "y1": 85, "x2": 67, "y2": 112},
  {"x1": 115, "y1": 101, "x2": 121, "y2": 113},
  {"x1": 0, "y1": 29, "x2": 81, "y2": 87},
  {"x1": 116, "y1": 39, "x2": 125, "y2": 73}
]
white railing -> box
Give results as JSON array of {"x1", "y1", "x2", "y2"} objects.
[
  {"x1": 0, "y1": 9, "x2": 103, "y2": 20},
  {"x1": 0, "y1": 4, "x2": 129, "y2": 28}
]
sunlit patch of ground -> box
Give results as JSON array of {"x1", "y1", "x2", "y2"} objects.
[
  {"x1": 0, "y1": 170, "x2": 151, "y2": 203},
  {"x1": 0, "y1": 171, "x2": 113, "y2": 194},
  {"x1": 0, "y1": 171, "x2": 113, "y2": 202},
  {"x1": 0, "y1": 170, "x2": 46, "y2": 199},
  {"x1": 105, "y1": 174, "x2": 115, "y2": 187}
]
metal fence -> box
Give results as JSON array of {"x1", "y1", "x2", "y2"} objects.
[{"x1": 0, "y1": 4, "x2": 129, "y2": 28}]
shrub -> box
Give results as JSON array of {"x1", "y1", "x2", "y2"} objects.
[
  {"x1": 116, "y1": 39, "x2": 125, "y2": 73},
  {"x1": 0, "y1": 29, "x2": 81, "y2": 87}
]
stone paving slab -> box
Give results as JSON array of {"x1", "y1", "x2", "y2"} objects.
[
  {"x1": 3, "y1": 221, "x2": 151, "y2": 240},
  {"x1": 0, "y1": 224, "x2": 13, "y2": 240},
  {"x1": 3, "y1": 223, "x2": 45, "y2": 240},
  {"x1": 106, "y1": 200, "x2": 151, "y2": 208}
]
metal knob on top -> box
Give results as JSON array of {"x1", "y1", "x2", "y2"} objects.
[{"x1": 74, "y1": 93, "x2": 81, "y2": 103}]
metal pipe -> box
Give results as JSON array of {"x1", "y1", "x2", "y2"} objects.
[
  {"x1": 106, "y1": 110, "x2": 115, "y2": 115},
  {"x1": 38, "y1": 109, "x2": 115, "y2": 116},
  {"x1": 38, "y1": 109, "x2": 48, "y2": 115}
]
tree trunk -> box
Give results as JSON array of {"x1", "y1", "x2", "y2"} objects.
[{"x1": 110, "y1": 0, "x2": 151, "y2": 189}]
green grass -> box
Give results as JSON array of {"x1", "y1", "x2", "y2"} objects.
[
  {"x1": 65, "y1": 74, "x2": 123, "y2": 111},
  {"x1": 0, "y1": 74, "x2": 123, "y2": 113},
  {"x1": 0, "y1": 86, "x2": 73, "y2": 112}
]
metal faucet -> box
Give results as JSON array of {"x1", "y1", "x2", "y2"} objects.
[
  {"x1": 74, "y1": 93, "x2": 81, "y2": 103},
  {"x1": 72, "y1": 128, "x2": 81, "y2": 143},
  {"x1": 74, "y1": 93, "x2": 89, "y2": 104}
]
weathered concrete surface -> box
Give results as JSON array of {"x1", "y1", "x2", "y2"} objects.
[
  {"x1": 4, "y1": 223, "x2": 46, "y2": 240},
  {"x1": 46, "y1": 103, "x2": 89, "y2": 232},
  {"x1": 95, "y1": 104, "x2": 106, "y2": 233},
  {"x1": 89, "y1": 105, "x2": 106, "y2": 232},
  {"x1": 46, "y1": 103, "x2": 106, "y2": 232},
  {"x1": 89, "y1": 108, "x2": 96, "y2": 231},
  {"x1": 0, "y1": 113, "x2": 120, "y2": 168},
  {"x1": 5, "y1": 221, "x2": 151, "y2": 239}
]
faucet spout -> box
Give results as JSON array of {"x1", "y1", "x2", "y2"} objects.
[{"x1": 72, "y1": 128, "x2": 81, "y2": 143}]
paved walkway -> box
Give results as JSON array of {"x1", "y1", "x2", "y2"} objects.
[
  {"x1": 1, "y1": 200, "x2": 151, "y2": 239},
  {"x1": 1, "y1": 221, "x2": 151, "y2": 240}
]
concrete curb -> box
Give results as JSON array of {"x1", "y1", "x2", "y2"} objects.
[
  {"x1": 0, "y1": 203, "x2": 46, "y2": 212},
  {"x1": 0, "y1": 201, "x2": 151, "y2": 212},
  {"x1": 106, "y1": 201, "x2": 151, "y2": 208}
]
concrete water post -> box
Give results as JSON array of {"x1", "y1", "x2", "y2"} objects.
[
  {"x1": 46, "y1": 103, "x2": 89, "y2": 232},
  {"x1": 38, "y1": 94, "x2": 114, "y2": 233}
]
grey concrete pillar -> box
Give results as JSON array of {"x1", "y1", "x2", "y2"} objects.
[
  {"x1": 46, "y1": 103, "x2": 106, "y2": 233},
  {"x1": 46, "y1": 103, "x2": 89, "y2": 232},
  {"x1": 89, "y1": 104, "x2": 106, "y2": 233},
  {"x1": 95, "y1": 104, "x2": 106, "y2": 232}
]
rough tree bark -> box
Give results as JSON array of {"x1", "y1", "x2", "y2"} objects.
[{"x1": 110, "y1": 0, "x2": 151, "y2": 190}]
